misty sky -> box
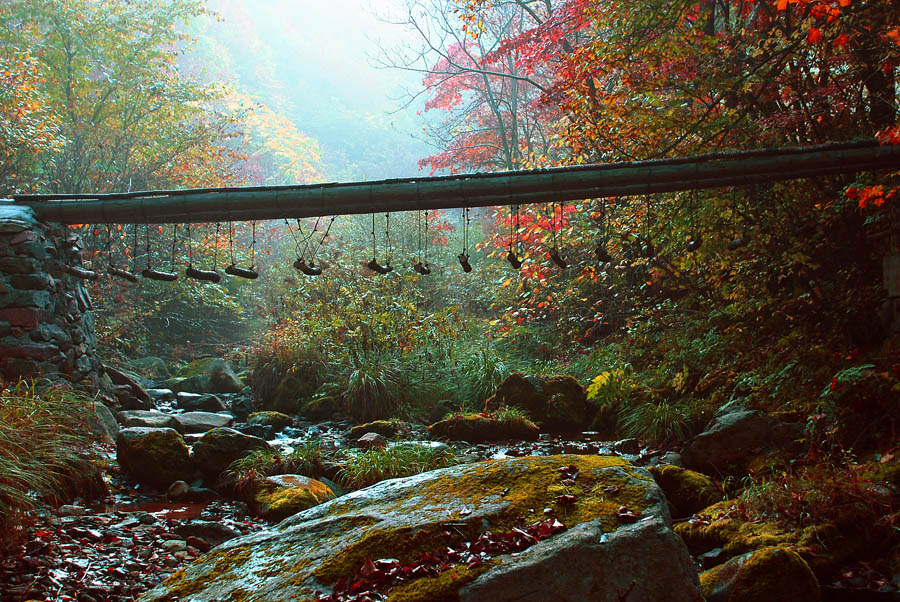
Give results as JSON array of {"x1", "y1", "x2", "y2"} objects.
[{"x1": 201, "y1": 0, "x2": 430, "y2": 181}]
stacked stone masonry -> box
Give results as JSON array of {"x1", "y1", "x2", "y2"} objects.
[{"x1": 0, "y1": 202, "x2": 101, "y2": 385}]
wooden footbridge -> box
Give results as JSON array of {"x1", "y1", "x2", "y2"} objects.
[{"x1": 10, "y1": 139, "x2": 900, "y2": 224}]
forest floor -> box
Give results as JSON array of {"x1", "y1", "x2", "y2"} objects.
[{"x1": 0, "y1": 423, "x2": 896, "y2": 602}]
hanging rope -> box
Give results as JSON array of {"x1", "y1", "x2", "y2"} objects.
[
  {"x1": 212, "y1": 223, "x2": 220, "y2": 270},
  {"x1": 185, "y1": 223, "x2": 222, "y2": 283},
  {"x1": 640, "y1": 196, "x2": 655, "y2": 258},
  {"x1": 595, "y1": 200, "x2": 613, "y2": 263},
  {"x1": 507, "y1": 205, "x2": 522, "y2": 269},
  {"x1": 686, "y1": 192, "x2": 702, "y2": 252},
  {"x1": 367, "y1": 213, "x2": 392, "y2": 274},
  {"x1": 141, "y1": 224, "x2": 178, "y2": 281},
  {"x1": 458, "y1": 207, "x2": 472, "y2": 272},
  {"x1": 414, "y1": 210, "x2": 431, "y2": 274},
  {"x1": 385, "y1": 212, "x2": 392, "y2": 267},
  {"x1": 549, "y1": 202, "x2": 567, "y2": 269},
  {"x1": 224, "y1": 221, "x2": 259, "y2": 279},
  {"x1": 107, "y1": 224, "x2": 137, "y2": 281}
]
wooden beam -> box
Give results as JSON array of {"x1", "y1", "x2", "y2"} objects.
[{"x1": 12, "y1": 140, "x2": 900, "y2": 224}]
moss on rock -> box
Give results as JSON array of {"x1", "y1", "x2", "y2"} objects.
[
  {"x1": 116, "y1": 427, "x2": 193, "y2": 488},
  {"x1": 253, "y1": 474, "x2": 335, "y2": 522},
  {"x1": 648, "y1": 464, "x2": 721, "y2": 518},
  {"x1": 348, "y1": 419, "x2": 405, "y2": 439},
  {"x1": 246, "y1": 411, "x2": 293, "y2": 430},
  {"x1": 484, "y1": 373, "x2": 590, "y2": 431},
  {"x1": 298, "y1": 395, "x2": 342, "y2": 421},
  {"x1": 700, "y1": 546, "x2": 819, "y2": 602},
  {"x1": 675, "y1": 500, "x2": 861, "y2": 575},
  {"x1": 427, "y1": 413, "x2": 539, "y2": 442},
  {"x1": 261, "y1": 374, "x2": 303, "y2": 414},
  {"x1": 143, "y1": 455, "x2": 690, "y2": 602}
]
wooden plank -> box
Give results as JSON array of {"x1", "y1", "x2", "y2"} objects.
[{"x1": 11, "y1": 140, "x2": 900, "y2": 224}]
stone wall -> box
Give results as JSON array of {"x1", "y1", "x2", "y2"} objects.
[{"x1": 0, "y1": 202, "x2": 101, "y2": 386}]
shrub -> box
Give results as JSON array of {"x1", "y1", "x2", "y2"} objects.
[
  {"x1": 0, "y1": 380, "x2": 97, "y2": 545},
  {"x1": 586, "y1": 366, "x2": 633, "y2": 406},
  {"x1": 739, "y1": 457, "x2": 900, "y2": 537}
]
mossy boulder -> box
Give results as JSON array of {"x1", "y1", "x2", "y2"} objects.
[
  {"x1": 298, "y1": 395, "x2": 342, "y2": 421},
  {"x1": 700, "y1": 546, "x2": 819, "y2": 602},
  {"x1": 191, "y1": 427, "x2": 272, "y2": 480},
  {"x1": 128, "y1": 356, "x2": 171, "y2": 378},
  {"x1": 246, "y1": 411, "x2": 294, "y2": 431},
  {"x1": 143, "y1": 455, "x2": 702, "y2": 602},
  {"x1": 116, "y1": 427, "x2": 193, "y2": 488},
  {"x1": 169, "y1": 358, "x2": 243, "y2": 395},
  {"x1": 648, "y1": 464, "x2": 721, "y2": 518},
  {"x1": 348, "y1": 419, "x2": 406, "y2": 439},
  {"x1": 260, "y1": 373, "x2": 320, "y2": 414},
  {"x1": 428, "y1": 413, "x2": 539, "y2": 442},
  {"x1": 252, "y1": 474, "x2": 336, "y2": 522},
  {"x1": 674, "y1": 500, "x2": 861, "y2": 575},
  {"x1": 484, "y1": 373, "x2": 590, "y2": 431}
]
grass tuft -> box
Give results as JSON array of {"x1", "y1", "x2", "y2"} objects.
[
  {"x1": 336, "y1": 444, "x2": 460, "y2": 490},
  {"x1": 0, "y1": 379, "x2": 97, "y2": 546}
]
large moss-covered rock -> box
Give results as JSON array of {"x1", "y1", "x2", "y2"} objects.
[
  {"x1": 297, "y1": 395, "x2": 342, "y2": 421},
  {"x1": 348, "y1": 419, "x2": 410, "y2": 439},
  {"x1": 484, "y1": 373, "x2": 590, "y2": 431},
  {"x1": 648, "y1": 464, "x2": 721, "y2": 518},
  {"x1": 143, "y1": 455, "x2": 702, "y2": 602},
  {"x1": 261, "y1": 373, "x2": 313, "y2": 414},
  {"x1": 252, "y1": 474, "x2": 336, "y2": 522},
  {"x1": 116, "y1": 427, "x2": 193, "y2": 488},
  {"x1": 169, "y1": 358, "x2": 243, "y2": 394},
  {"x1": 700, "y1": 546, "x2": 819, "y2": 602},
  {"x1": 428, "y1": 413, "x2": 539, "y2": 442},
  {"x1": 129, "y1": 356, "x2": 171, "y2": 378},
  {"x1": 191, "y1": 427, "x2": 271, "y2": 479},
  {"x1": 675, "y1": 500, "x2": 861, "y2": 575},
  {"x1": 246, "y1": 411, "x2": 293, "y2": 431}
]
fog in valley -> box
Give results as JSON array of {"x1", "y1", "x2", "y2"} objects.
[{"x1": 190, "y1": 0, "x2": 430, "y2": 182}]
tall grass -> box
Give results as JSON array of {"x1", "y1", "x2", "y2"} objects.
[
  {"x1": 460, "y1": 349, "x2": 509, "y2": 404},
  {"x1": 0, "y1": 380, "x2": 97, "y2": 543},
  {"x1": 220, "y1": 442, "x2": 327, "y2": 498},
  {"x1": 336, "y1": 444, "x2": 460, "y2": 490},
  {"x1": 344, "y1": 353, "x2": 401, "y2": 421}
]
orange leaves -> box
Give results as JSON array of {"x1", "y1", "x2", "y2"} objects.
[
  {"x1": 847, "y1": 185, "x2": 897, "y2": 209},
  {"x1": 808, "y1": 28, "x2": 822, "y2": 43},
  {"x1": 887, "y1": 29, "x2": 900, "y2": 46},
  {"x1": 878, "y1": 125, "x2": 900, "y2": 146}
]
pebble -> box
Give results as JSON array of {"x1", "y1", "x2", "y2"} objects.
[
  {"x1": 58, "y1": 505, "x2": 88, "y2": 517},
  {"x1": 161, "y1": 540, "x2": 187, "y2": 553}
]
